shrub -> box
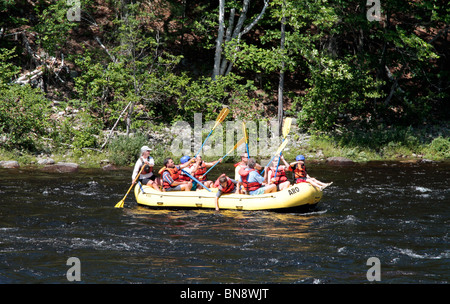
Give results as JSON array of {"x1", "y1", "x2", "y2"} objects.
[
  {"x1": 107, "y1": 133, "x2": 149, "y2": 166},
  {"x1": 0, "y1": 84, "x2": 51, "y2": 151},
  {"x1": 427, "y1": 137, "x2": 450, "y2": 159}
]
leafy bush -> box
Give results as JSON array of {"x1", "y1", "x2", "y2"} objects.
[
  {"x1": 0, "y1": 84, "x2": 51, "y2": 151},
  {"x1": 427, "y1": 137, "x2": 450, "y2": 159},
  {"x1": 107, "y1": 133, "x2": 149, "y2": 166}
]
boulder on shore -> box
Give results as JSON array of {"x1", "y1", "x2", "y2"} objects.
[
  {"x1": 326, "y1": 157, "x2": 355, "y2": 165},
  {"x1": 42, "y1": 162, "x2": 79, "y2": 173},
  {"x1": 0, "y1": 161, "x2": 20, "y2": 168}
]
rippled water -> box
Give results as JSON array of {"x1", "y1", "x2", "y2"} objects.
[{"x1": 0, "y1": 162, "x2": 448, "y2": 284}]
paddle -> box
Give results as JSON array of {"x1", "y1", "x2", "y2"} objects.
[
  {"x1": 181, "y1": 169, "x2": 212, "y2": 192},
  {"x1": 115, "y1": 164, "x2": 146, "y2": 208},
  {"x1": 203, "y1": 136, "x2": 246, "y2": 177},
  {"x1": 274, "y1": 117, "x2": 292, "y2": 178},
  {"x1": 242, "y1": 121, "x2": 250, "y2": 158},
  {"x1": 260, "y1": 138, "x2": 289, "y2": 175},
  {"x1": 195, "y1": 107, "x2": 230, "y2": 157}
]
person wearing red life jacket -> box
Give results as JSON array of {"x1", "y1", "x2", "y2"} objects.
[
  {"x1": 193, "y1": 155, "x2": 222, "y2": 190},
  {"x1": 234, "y1": 153, "x2": 263, "y2": 194},
  {"x1": 266, "y1": 154, "x2": 291, "y2": 191},
  {"x1": 159, "y1": 157, "x2": 194, "y2": 191},
  {"x1": 213, "y1": 174, "x2": 241, "y2": 211},
  {"x1": 288, "y1": 155, "x2": 332, "y2": 190},
  {"x1": 177, "y1": 155, "x2": 198, "y2": 183},
  {"x1": 239, "y1": 158, "x2": 276, "y2": 195}
]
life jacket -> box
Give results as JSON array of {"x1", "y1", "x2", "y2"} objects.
[
  {"x1": 291, "y1": 163, "x2": 307, "y2": 183},
  {"x1": 178, "y1": 166, "x2": 192, "y2": 182},
  {"x1": 268, "y1": 167, "x2": 288, "y2": 184},
  {"x1": 140, "y1": 157, "x2": 153, "y2": 174},
  {"x1": 193, "y1": 161, "x2": 207, "y2": 181},
  {"x1": 159, "y1": 167, "x2": 181, "y2": 189},
  {"x1": 234, "y1": 161, "x2": 245, "y2": 168},
  {"x1": 214, "y1": 175, "x2": 235, "y2": 193},
  {"x1": 238, "y1": 167, "x2": 261, "y2": 192},
  {"x1": 142, "y1": 164, "x2": 153, "y2": 174}
]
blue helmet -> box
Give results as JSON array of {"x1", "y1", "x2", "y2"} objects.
[
  {"x1": 180, "y1": 156, "x2": 191, "y2": 164},
  {"x1": 296, "y1": 155, "x2": 305, "y2": 161}
]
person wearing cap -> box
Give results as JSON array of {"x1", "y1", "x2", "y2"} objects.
[
  {"x1": 132, "y1": 146, "x2": 161, "y2": 191},
  {"x1": 289, "y1": 155, "x2": 332, "y2": 190}
]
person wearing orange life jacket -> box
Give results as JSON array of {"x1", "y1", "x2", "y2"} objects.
[
  {"x1": 192, "y1": 155, "x2": 222, "y2": 190},
  {"x1": 266, "y1": 154, "x2": 291, "y2": 191},
  {"x1": 213, "y1": 174, "x2": 241, "y2": 211},
  {"x1": 132, "y1": 146, "x2": 161, "y2": 191},
  {"x1": 289, "y1": 155, "x2": 332, "y2": 190},
  {"x1": 159, "y1": 157, "x2": 194, "y2": 191},
  {"x1": 239, "y1": 158, "x2": 276, "y2": 195}
]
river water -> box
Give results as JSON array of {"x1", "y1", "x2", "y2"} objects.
[{"x1": 0, "y1": 162, "x2": 448, "y2": 286}]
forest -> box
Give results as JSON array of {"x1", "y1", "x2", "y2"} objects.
[{"x1": 0, "y1": 0, "x2": 449, "y2": 165}]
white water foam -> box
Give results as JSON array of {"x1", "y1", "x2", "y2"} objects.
[{"x1": 394, "y1": 247, "x2": 450, "y2": 260}]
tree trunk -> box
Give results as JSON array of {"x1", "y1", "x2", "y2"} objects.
[
  {"x1": 277, "y1": 3, "x2": 286, "y2": 135},
  {"x1": 212, "y1": 0, "x2": 269, "y2": 80},
  {"x1": 212, "y1": 0, "x2": 225, "y2": 80}
]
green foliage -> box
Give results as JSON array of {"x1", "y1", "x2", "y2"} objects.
[
  {"x1": 32, "y1": 1, "x2": 80, "y2": 55},
  {"x1": 427, "y1": 137, "x2": 450, "y2": 159},
  {"x1": 107, "y1": 133, "x2": 149, "y2": 166},
  {"x1": 53, "y1": 111, "x2": 102, "y2": 150},
  {"x1": 0, "y1": 84, "x2": 50, "y2": 150},
  {"x1": 0, "y1": 48, "x2": 20, "y2": 88},
  {"x1": 294, "y1": 54, "x2": 385, "y2": 131},
  {"x1": 0, "y1": 0, "x2": 447, "y2": 163},
  {"x1": 178, "y1": 73, "x2": 260, "y2": 122}
]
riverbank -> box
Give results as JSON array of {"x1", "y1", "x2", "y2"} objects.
[{"x1": 1, "y1": 122, "x2": 448, "y2": 169}]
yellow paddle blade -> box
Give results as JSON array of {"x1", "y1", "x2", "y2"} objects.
[
  {"x1": 276, "y1": 138, "x2": 289, "y2": 155},
  {"x1": 213, "y1": 107, "x2": 230, "y2": 129},
  {"x1": 282, "y1": 117, "x2": 292, "y2": 139},
  {"x1": 114, "y1": 200, "x2": 124, "y2": 208},
  {"x1": 242, "y1": 121, "x2": 249, "y2": 143},
  {"x1": 227, "y1": 137, "x2": 245, "y2": 155}
]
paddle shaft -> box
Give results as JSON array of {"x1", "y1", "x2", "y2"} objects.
[
  {"x1": 203, "y1": 137, "x2": 245, "y2": 176},
  {"x1": 274, "y1": 118, "x2": 292, "y2": 178},
  {"x1": 261, "y1": 138, "x2": 288, "y2": 175},
  {"x1": 181, "y1": 169, "x2": 212, "y2": 192},
  {"x1": 195, "y1": 108, "x2": 229, "y2": 157},
  {"x1": 115, "y1": 164, "x2": 146, "y2": 207}
]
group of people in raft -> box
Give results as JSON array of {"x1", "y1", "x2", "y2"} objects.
[{"x1": 133, "y1": 145, "x2": 332, "y2": 210}]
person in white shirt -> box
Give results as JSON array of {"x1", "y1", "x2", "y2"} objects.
[{"x1": 132, "y1": 146, "x2": 161, "y2": 191}]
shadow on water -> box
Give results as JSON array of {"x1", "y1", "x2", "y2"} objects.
[{"x1": 0, "y1": 161, "x2": 449, "y2": 283}]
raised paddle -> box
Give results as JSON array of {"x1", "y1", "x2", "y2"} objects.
[
  {"x1": 181, "y1": 169, "x2": 212, "y2": 192},
  {"x1": 274, "y1": 117, "x2": 292, "y2": 178},
  {"x1": 195, "y1": 107, "x2": 230, "y2": 157},
  {"x1": 261, "y1": 138, "x2": 289, "y2": 175},
  {"x1": 242, "y1": 121, "x2": 250, "y2": 158},
  {"x1": 203, "y1": 136, "x2": 246, "y2": 177},
  {"x1": 115, "y1": 164, "x2": 146, "y2": 208}
]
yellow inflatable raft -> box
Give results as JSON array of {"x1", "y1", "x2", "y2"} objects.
[{"x1": 134, "y1": 182, "x2": 323, "y2": 211}]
